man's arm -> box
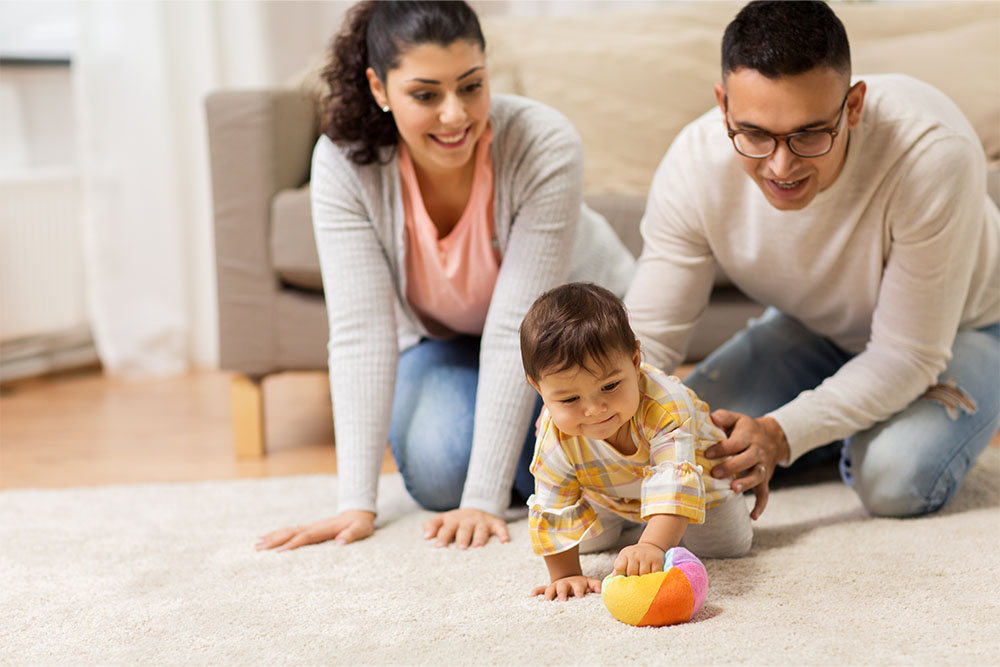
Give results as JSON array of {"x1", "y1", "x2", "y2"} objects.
[{"x1": 625, "y1": 129, "x2": 718, "y2": 373}]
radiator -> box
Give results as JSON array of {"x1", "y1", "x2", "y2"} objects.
[{"x1": 0, "y1": 170, "x2": 97, "y2": 381}]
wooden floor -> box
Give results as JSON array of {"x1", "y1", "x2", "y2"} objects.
[
  {"x1": 0, "y1": 368, "x2": 394, "y2": 490},
  {"x1": 1, "y1": 366, "x2": 996, "y2": 490}
]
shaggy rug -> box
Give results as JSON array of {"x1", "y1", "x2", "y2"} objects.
[{"x1": 2, "y1": 448, "x2": 998, "y2": 666}]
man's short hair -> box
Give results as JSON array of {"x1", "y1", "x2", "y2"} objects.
[
  {"x1": 722, "y1": 1, "x2": 851, "y2": 79},
  {"x1": 520, "y1": 282, "x2": 637, "y2": 383}
]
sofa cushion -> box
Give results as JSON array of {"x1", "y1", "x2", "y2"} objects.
[
  {"x1": 268, "y1": 188, "x2": 655, "y2": 293},
  {"x1": 271, "y1": 185, "x2": 323, "y2": 292},
  {"x1": 484, "y1": 7, "x2": 728, "y2": 196}
]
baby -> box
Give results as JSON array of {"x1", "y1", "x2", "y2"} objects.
[{"x1": 519, "y1": 282, "x2": 752, "y2": 601}]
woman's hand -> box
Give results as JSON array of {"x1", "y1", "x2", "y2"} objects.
[
  {"x1": 422, "y1": 508, "x2": 510, "y2": 549},
  {"x1": 255, "y1": 510, "x2": 376, "y2": 552},
  {"x1": 530, "y1": 575, "x2": 602, "y2": 601},
  {"x1": 704, "y1": 409, "x2": 791, "y2": 520}
]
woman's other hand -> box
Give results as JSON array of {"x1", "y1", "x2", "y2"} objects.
[
  {"x1": 256, "y1": 510, "x2": 376, "y2": 551},
  {"x1": 422, "y1": 508, "x2": 509, "y2": 549}
]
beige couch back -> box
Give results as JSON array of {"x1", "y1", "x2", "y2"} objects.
[{"x1": 482, "y1": 1, "x2": 1000, "y2": 195}]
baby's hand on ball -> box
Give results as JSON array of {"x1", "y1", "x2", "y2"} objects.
[{"x1": 614, "y1": 543, "x2": 666, "y2": 576}]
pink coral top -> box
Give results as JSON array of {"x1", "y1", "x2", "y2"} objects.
[{"x1": 400, "y1": 125, "x2": 500, "y2": 336}]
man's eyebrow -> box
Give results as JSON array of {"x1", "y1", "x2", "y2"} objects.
[
  {"x1": 407, "y1": 66, "x2": 484, "y2": 84},
  {"x1": 731, "y1": 114, "x2": 836, "y2": 133}
]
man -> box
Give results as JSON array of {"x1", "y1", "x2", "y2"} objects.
[{"x1": 625, "y1": 0, "x2": 999, "y2": 520}]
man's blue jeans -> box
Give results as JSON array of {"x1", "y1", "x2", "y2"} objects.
[
  {"x1": 683, "y1": 308, "x2": 1000, "y2": 517},
  {"x1": 389, "y1": 336, "x2": 540, "y2": 512}
]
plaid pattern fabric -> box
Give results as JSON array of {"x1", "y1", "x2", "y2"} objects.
[{"x1": 528, "y1": 365, "x2": 735, "y2": 555}]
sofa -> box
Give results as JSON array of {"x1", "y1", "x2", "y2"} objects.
[{"x1": 205, "y1": 1, "x2": 1000, "y2": 457}]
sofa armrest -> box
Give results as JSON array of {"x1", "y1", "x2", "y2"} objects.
[{"x1": 205, "y1": 88, "x2": 318, "y2": 374}]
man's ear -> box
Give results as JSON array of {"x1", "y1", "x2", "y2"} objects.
[
  {"x1": 366, "y1": 67, "x2": 388, "y2": 109},
  {"x1": 714, "y1": 81, "x2": 727, "y2": 123},
  {"x1": 846, "y1": 80, "x2": 867, "y2": 131}
]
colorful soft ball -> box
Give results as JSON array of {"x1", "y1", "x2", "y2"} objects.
[{"x1": 600, "y1": 547, "x2": 707, "y2": 627}]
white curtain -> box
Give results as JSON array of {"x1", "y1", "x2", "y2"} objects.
[{"x1": 73, "y1": 0, "x2": 344, "y2": 378}]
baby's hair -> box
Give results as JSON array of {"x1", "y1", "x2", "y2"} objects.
[{"x1": 520, "y1": 282, "x2": 637, "y2": 383}]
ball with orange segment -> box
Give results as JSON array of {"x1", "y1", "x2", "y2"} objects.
[{"x1": 600, "y1": 547, "x2": 707, "y2": 626}]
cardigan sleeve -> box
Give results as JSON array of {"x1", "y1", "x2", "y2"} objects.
[
  {"x1": 310, "y1": 136, "x2": 398, "y2": 514},
  {"x1": 459, "y1": 101, "x2": 587, "y2": 516}
]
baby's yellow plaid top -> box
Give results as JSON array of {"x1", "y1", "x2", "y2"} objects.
[{"x1": 528, "y1": 364, "x2": 735, "y2": 555}]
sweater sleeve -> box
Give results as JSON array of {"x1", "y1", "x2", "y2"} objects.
[
  {"x1": 459, "y1": 105, "x2": 585, "y2": 516},
  {"x1": 770, "y1": 134, "x2": 988, "y2": 461},
  {"x1": 641, "y1": 386, "x2": 709, "y2": 524},
  {"x1": 310, "y1": 137, "x2": 397, "y2": 513},
  {"x1": 527, "y1": 414, "x2": 600, "y2": 555},
  {"x1": 624, "y1": 124, "x2": 719, "y2": 373}
]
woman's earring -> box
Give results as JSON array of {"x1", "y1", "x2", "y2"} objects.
[{"x1": 381, "y1": 105, "x2": 390, "y2": 113}]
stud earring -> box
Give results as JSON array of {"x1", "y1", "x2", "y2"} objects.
[{"x1": 381, "y1": 105, "x2": 390, "y2": 113}]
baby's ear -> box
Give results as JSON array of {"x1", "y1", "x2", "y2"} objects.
[
  {"x1": 632, "y1": 341, "x2": 642, "y2": 368},
  {"x1": 526, "y1": 375, "x2": 541, "y2": 393}
]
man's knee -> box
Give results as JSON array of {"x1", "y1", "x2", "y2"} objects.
[{"x1": 850, "y1": 452, "x2": 953, "y2": 518}]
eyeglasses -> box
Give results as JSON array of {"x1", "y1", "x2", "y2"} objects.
[{"x1": 725, "y1": 89, "x2": 851, "y2": 159}]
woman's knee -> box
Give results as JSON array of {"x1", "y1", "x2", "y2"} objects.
[{"x1": 393, "y1": 431, "x2": 470, "y2": 511}]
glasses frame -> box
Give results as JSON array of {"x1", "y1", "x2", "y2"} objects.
[{"x1": 725, "y1": 88, "x2": 852, "y2": 159}]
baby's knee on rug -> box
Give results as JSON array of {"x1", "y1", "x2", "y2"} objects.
[
  {"x1": 682, "y1": 526, "x2": 753, "y2": 559},
  {"x1": 681, "y1": 496, "x2": 754, "y2": 558}
]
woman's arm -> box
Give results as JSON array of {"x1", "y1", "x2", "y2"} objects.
[
  {"x1": 458, "y1": 101, "x2": 588, "y2": 519},
  {"x1": 260, "y1": 137, "x2": 399, "y2": 550}
]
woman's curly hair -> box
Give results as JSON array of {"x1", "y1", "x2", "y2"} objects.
[{"x1": 322, "y1": 0, "x2": 485, "y2": 166}]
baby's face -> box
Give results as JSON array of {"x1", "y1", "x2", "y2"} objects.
[{"x1": 531, "y1": 347, "x2": 641, "y2": 444}]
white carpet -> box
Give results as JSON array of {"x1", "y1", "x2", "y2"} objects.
[{"x1": 2, "y1": 448, "x2": 998, "y2": 666}]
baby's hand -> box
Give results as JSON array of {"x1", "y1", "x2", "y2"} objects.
[
  {"x1": 530, "y1": 575, "x2": 601, "y2": 601},
  {"x1": 613, "y1": 543, "x2": 665, "y2": 576}
]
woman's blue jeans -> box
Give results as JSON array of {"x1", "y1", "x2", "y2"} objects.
[
  {"x1": 389, "y1": 336, "x2": 540, "y2": 512},
  {"x1": 683, "y1": 308, "x2": 1000, "y2": 517}
]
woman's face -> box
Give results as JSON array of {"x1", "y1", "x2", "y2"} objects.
[{"x1": 367, "y1": 39, "x2": 490, "y2": 177}]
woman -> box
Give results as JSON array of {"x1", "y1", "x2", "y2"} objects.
[{"x1": 257, "y1": 0, "x2": 634, "y2": 552}]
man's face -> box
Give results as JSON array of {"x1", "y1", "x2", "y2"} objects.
[{"x1": 714, "y1": 67, "x2": 865, "y2": 211}]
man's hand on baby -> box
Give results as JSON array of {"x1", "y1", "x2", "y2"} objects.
[
  {"x1": 705, "y1": 409, "x2": 791, "y2": 520},
  {"x1": 422, "y1": 508, "x2": 509, "y2": 549},
  {"x1": 613, "y1": 542, "x2": 665, "y2": 576},
  {"x1": 531, "y1": 575, "x2": 602, "y2": 601},
  {"x1": 256, "y1": 510, "x2": 376, "y2": 551}
]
